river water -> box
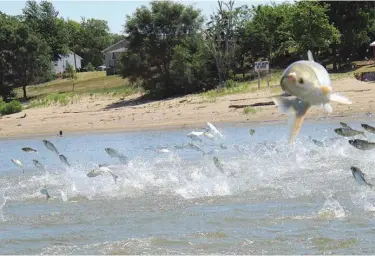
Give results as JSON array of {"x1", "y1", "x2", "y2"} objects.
[{"x1": 1, "y1": 121, "x2": 375, "y2": 254}]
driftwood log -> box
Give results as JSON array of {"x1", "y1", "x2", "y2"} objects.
[{"x1": 229, "y1": 101, "x2": 275, "y2": 109}]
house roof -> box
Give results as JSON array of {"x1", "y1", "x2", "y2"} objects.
[
  {"x1": 107, "y1": 47, "x2": 126, "y2": 54},
  {"x1": 102, "y1": 39, "x2": 127, "y2": 53},
  {"x1": 57, "y1": 51, "x2": 83, "y2": 60},
  {"x1": 371, "y1": 41, "x2": 375, "y2": 47}
]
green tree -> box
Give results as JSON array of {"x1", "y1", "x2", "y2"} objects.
[
  {"x1": 287, "y1": 1, "x2": 340, "y2": 59},
  {"x1": 122, "y1": 0, "x2": 204, "y2": 97},
  {"x1": 0, "y1": 12, "x2": 17, "y2": 100},
  {"x1": 322, "y1": 1, "x2": 375, "y2": 70},
  {"x1": 109, "y1": 33, "x2": 126, "y2": 45},
  {"x1": 0, "y1": 12, "x2": 52, "y2": 99},
  {"x1": 245, "y1": 3, "x2": 293, "y2": 62},
  {"x1": 80, "y1": 18, "x2": 111, "y2": 67},
  {"x1": 22, "y1": 0, "x2": 69, "y2": 61},
  {"x1": 204, "y1": 0, "x2": 242, "y2": 86},
  {"x1": 12, "y1": 24, "x2": 52, "y2": 99}
]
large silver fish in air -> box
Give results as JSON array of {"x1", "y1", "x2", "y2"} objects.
[
  {"x1": 42, "y1": 140, "x2": 59, "y2": 155},
  {"x1": 272, "y1": 50, "x2": 352, "y2": 143},
  {"x1": 105, "y1": 148, "x2": 128, "y2": 164},
  {"x1": 87, "y1": 166, "x2": 118, "y2": 184}
]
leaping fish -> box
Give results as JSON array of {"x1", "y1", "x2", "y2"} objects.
[
  {"x1": 22, "y1": 147, "x2": 38, "y2": 153},
  {"x1": 59, "y1": 154, "x2": 71, "y2": 167},
  {"x1": 33, "y1": 159, "x2": 46, "y2": 171},
  {"x1": 87, "y1": 166, "x2": 118, "y2": 184},
  {"x1": 105, "y1": 148, "x2": 128, "y2": 164},
  {"x1": 188, "y1": 142, "x2": 206, "y2": 155},
  {"x1": 11, "y1": 158, "x2": 24, "y2": 173},
  {"x1": 350, "y1": 166, "x2": 374, "y2": 189},
  {"x1": 272, "y1": 50, "x2": 352, "y2": 144},
  {"x1": 42, "y1": 140, "x2": 59, "y2": 155},
  {"x1": 348, "y1": 139, "x2": 375, "y2": 151},
  {"x1": 187, "y1": 131, "x2": 204, "y2": 143},
  {"x1": 361, "y1": 124, "x2": 375, "y2": 134},
  {"x1": 334, "y1": 128, "x2": 366, "y2": 138},
  {"x1": 206, "y1": 122, "x2": 224, "y2": 138}
]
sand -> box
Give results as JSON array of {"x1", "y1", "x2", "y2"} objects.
[{"x1": 0, "y1": 77, "x2": 374, "y2": 140}]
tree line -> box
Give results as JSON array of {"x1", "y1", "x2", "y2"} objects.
[
  {"x1": 0, "y1": 0, "x2": 124, "y2": 99},
  {"x1": 1, "y1": 0, "x2": 375, "y2": 101},
  {"x1": 120, "y1": 0, "x2": 375, "y2": 98}
]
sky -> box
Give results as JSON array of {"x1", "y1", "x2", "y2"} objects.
[{"x1": 0, "y1": 0, "x2": 284, "y2": 34}]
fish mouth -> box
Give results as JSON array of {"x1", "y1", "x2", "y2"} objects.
[
  {"x1": 348, "y1": 140, "x2": 354, "y2": 145},
  {"x1": 286, "y1": 72, "x2": 297, "y2": 82}
]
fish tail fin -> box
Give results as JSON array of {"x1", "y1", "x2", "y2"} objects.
[
  {"x1": 329, "y1": 93, "x2": 352, "y2": 105},
  {"x1": 289, "y1": 108, "x2": 309, "y2": 144},
  {"x1": 274, "y1": 96, "x2": 311, "y2": 144},
  {"x1": 273, "y1": 96, "x2": 311, "y2": 143},
  {"x1": 307, "y1": 50, "x2": 314, "y2": 62}
]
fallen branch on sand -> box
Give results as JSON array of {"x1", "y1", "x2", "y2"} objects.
[{"x1": 229, "y1": 101, "x2": 275, "y2": 109}]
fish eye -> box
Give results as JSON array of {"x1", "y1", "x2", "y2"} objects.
[{"x1": 298, "y1": 78, "x2": 304, "y2": 84}]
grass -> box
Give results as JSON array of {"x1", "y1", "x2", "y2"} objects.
[
  {"x1": 19, "y1": 71, "x2": 142, "y2": 108},
  {"x1": 16, "y1": 64, "x2": 360, "y2": 109},
  {"x1": 27, "y1": 93, "x2": 77, "y2": 108},
  {"x1": 243, "y1": 106, "x2": 257, "y2": 115}
]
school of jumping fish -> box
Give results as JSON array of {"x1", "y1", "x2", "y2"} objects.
[
  {"x1": 272, "y1": 50, "x2": 375, "y2": 191},
  {"x1": 8, "y1": 50, "x2": 375, "y2": 199}
]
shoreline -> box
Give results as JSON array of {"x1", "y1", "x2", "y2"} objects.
[
  {"x1": 0, "y1": 77, "x2": 374, "y2": 141},
  {"x1": 0, "y1": 111, "x2": 372, "y2": 142}
]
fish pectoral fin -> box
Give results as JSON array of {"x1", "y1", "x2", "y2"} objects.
[
  {"x1": 288, "y1": 100, "x2": 311, "y2": 144},
  {"x1": 329, "y1": 93, "x2": 352, "y2": 105},
  {"x1": 272, "y1": 96, "x2": 298, "y2": 114}
]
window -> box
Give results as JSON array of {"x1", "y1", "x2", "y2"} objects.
[{"x1": 112, "y1": 53, "x2": 116, "y2": 60}]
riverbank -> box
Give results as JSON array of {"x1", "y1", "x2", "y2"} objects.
[{"x1": 0, "y1": 77, "x2": 373, "y2": 140}]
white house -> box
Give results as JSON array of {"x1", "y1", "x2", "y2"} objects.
[
  {"x1": 52, "y1": 52, "x2": 83, "y2": 74},
  {"x1": 101, "y1": 39, "x2": 127, "y2": 69}
]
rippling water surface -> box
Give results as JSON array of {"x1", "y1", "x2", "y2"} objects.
[{"x1": 2, "y1": 121, "x2": 375, "y2": 254}]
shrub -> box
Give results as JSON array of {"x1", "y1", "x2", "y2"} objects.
[
  {"x1": 224, "y1": 79, "x2": 237, "y2": 89},
  {"x1": 87, "y1": 63, "x2": 95, "y2": 71},
  {"x1": 0, "y1": 100, "x2": 22, "y2": 115}
]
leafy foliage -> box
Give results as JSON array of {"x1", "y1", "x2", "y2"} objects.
[
  {"x1": 2, "y1": 0, "x2": 375, "y2": 101},
  {"x1": 121, "y1": 0, "x2": 205, "y2": 97},
  {"x1": 0, "y1": 99, "x2": 22, "y2": 115}
]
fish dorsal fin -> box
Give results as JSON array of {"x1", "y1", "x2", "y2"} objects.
[{"x1": 307, "y1": 50, "x2": 314, "y2": 62}]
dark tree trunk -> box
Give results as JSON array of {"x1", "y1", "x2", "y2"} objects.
[{"x1": 22, "y1": 85, "x2": 27, "y2": 99}]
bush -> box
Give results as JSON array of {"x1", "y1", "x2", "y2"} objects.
[
  {"x1": 87, "y1": 63, "x2": 95, "y2": 71},
  {"x1": 0, "y1": 100, "x2": 22, "y2": 115},
  {"x1": 224, "y1": 79, "x2": 237, "y2": 89}
]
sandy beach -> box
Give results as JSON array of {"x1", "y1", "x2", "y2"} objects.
[{"x1": 0, "y1": 77, "x2": 373, "y2": 139}]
